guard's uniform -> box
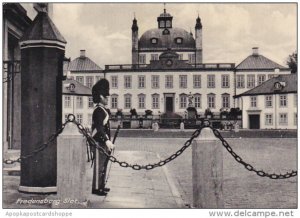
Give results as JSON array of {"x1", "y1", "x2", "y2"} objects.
[{"x1": 91, "y1": 104, "x2": 111, "y2": 193}]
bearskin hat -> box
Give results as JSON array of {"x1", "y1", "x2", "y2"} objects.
[{"x1": 92, "y1": 78, "x2": 110, "y2": 103}]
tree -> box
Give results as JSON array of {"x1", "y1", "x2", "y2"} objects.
[{"x1": 287, "y1": 51, "x2": 297, "y2": 74}]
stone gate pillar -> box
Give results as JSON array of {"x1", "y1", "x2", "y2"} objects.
[{"x1": 19, "y1": 10, "x2": 67, "y2": 193}]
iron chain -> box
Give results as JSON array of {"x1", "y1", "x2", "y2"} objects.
[
  {"x1": 3, "y1": 121, "x2": 68, "y2": 165},
  {"x1": 67, "y1": 113, "x2": 202, "y2": 171},
  {"x1": 210, "y1": 127, "x2": 297, "y2": 179}
]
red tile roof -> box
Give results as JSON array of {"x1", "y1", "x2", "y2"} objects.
[
  {"x1": 236, "y1": 54, "x2": 289, "y2": 70},
  {"x1": 234, "y1": 74, "x2": 297, "y2": 97},
  {"x1": 68, "y1": 56, "x2": 103, "y2": 72}
]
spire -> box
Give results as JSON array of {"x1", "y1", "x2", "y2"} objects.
[
  {"x1": 195, "y1": 15, "x2": 202, "y2": 29},
  {"x1": 131, "y1": 13, "x2": 138, "y2": 32}
]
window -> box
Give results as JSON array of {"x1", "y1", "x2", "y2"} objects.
[
  {"x1": 139, "y1": 54, "x2": 146, "y2": 64},
  {"x1": 152, "y1": 75, "x2": 159, "y2": 88},
  {"x1": 188, "y1": 54, "x2": 195, "y2": 64},
  {"x1": 247, "y1": 75, "x2": 255, "y2": 88},
  {"x1": 236, "y1": 75, "x2": 245, "y2": 88},
  {"x1": 152, "y1": 94, "x2": 159, "y2": 109},
  {"x1": 88, "y1": 97, "x2": 94, "y2": 108},
  {"x1": 294, "y1": 94, "x2": 297, "y2": 107},
  {"x1": 178, "y1": 54, "x2": 183, "y2": 60},
  {"x1": 151, "y1": 38, "x2": 158, "y2": 44},
  {"x1": 207, "y1": 75, "x2": 215, "y2": 88},
  {"x1": 76, "y1": 114, "x2": 83, "y2": 124},
  {"x1": 294, "y1": 113, "x2": 297, "y2": 126},
  {"x1": 175, "y1": 37, "x2": 183, "y2": 44},
  {"x1": 76, "y1": 96, "x2": 83, "y2": 108},
  {"x1": 250, "y1": 96, "x2": 257, "y2": 108},
  {"x1": 88, "y1": 114, "x2": 92, "y2": 126},
  {"x1": 124, "y1": 76, "x2": 132, "y2": 89},
  {"x1": 165, "y1": 75, "x2": 173, "y2": 88},
  {"x1": 279, "y1": 113, "x2": 288, "y2": 125},
  {"x1": 194, "y1": 94, "x2": 201, "y2": 108},
  {"x1": 258, "y1": 75, "x2": 266, "y2": 85},
  {"x1": 207, "y1": 94, "x2": 215, "y2": 109},
  {"x1": 166, "y1": 20, "x2": 171, "y2": 28},
  {"x1": 279, "y1": 95, "x2": 287, "y2": 107},
  {"x1": 86, "y1": 76, "x2": 94, "y2": 88},
  {"x1": 159, "y1": 20, "x2": 165, "y2": 28},
  {"x1": 193, "y1": 75, "x2": 201, "y2": 88},
  {"x1": 138, "y1": 76, "x2": 146, "y2": 88},
  {"x1": 76, "y1": 76, "x2": 84, "y2": 84},
  {"x1": 151, "y1": 54, "x2": 158, "y2": 60},
  {"x1": 111, "y1": 76, "x2": 118, "y2": 88},
  {"x1": 265, "y1": 114, "x2": 273, "y2": 125},
  {"x1": 179, "y1": 94, "x2": 187, "y2": 108},
  {"x1": 221, "y1": 75, "x2": 230, "y2": 88},
  {"x1": 179, "y1": 75, "x2": 187, "y2": 88},
  {"x1": 111, "y1": 95, "x2": 118, "y2": 109},
  {"x1": 138, "y1": 94, "x2": 145, "y2": 109},
  {"x1": 124, "y1": 94, "x2": 132, "y2": 109},
  {"x1": 64, "y1": 96, "x2": 71, "y2": 108},
  {"x1": 222, "y1": 94, "x2": 230, "y2": 108},
  {"x1": 265, "y1": 95, "x2": 272, "y2": 108}
]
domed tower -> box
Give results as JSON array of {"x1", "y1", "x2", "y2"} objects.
[
  {"x1": 157, "y1": 7, "x2": 173, "y2": 31},
  {"x1": 131, "y1": 16, "x2": 139, "y2": 65},
  {"x1": 195, "y1": 15, "x2": 203, "y2": 64}
]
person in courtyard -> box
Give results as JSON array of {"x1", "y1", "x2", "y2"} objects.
[{"x1": 91, "y1": 78, "x2": 114, "y2": 196}]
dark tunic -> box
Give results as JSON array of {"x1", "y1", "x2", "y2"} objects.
[{"x1": 91, "y1": 104, "x2": 111, "y2": 192}]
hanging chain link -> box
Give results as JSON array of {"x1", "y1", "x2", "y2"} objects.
[
  {"x1": 210, "y1": 125, "x2": 297, "y2": 179},
  {"x1": 67, "y1": 114, "x2": 202, "y2": 170},
  {"x1": 3, "y1": 121, "x2": 68, "y2": 165}
]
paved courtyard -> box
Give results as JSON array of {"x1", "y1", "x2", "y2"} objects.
[{"x1": 115, "y1": 137, "x2": 297, "y2": 208}]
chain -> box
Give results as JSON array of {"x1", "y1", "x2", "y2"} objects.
[
  {"x1": 3, "y1": 121, "x2": 68, "y2": 165},
  {"x1": 210, "y1": 126, "x2": 297, "y2": 179},
  {"x1": 67, "y1": 114, "x2": 202, "y2": 170}
]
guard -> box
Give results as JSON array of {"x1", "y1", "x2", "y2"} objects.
[{"x1": 91, "y1": 78, "x2": 114, "y2": 196}]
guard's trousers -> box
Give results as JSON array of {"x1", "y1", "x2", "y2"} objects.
[{"x1": 92, "y1": 144, "x2": 110, "y2": 191}]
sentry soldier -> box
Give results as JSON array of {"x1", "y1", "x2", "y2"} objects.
[{"x1": 91, "y1": 78, "x2": 114, "y2": 196}]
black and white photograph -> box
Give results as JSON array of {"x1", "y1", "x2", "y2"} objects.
[{"x1": 1, "y1": 1, "x2": 298, "y2": 215}]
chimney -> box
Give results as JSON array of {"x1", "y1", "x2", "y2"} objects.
[
  {"x1": 252, "y1": 47, "x2": 259, "y2": 56},
  {"x1": 80, "y1": 50, "x2": 86, "y2": 58}
]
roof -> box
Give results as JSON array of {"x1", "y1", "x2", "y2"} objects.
[
  {"x1": 234, "y1": 74, "x2": 297, "y2": 98},
  {"x1": 62, "y1": 79, "x2": 92, "y2": 96},
  {"x1": 68, "y1": 56, "x2": 103, "y2": 72},
  {"x1": 21, "y1": 11, "x2": 66, "y2": 43},
  {"x1": 139, "y1": 27, "x2": 195, "y2": 50},
  {"x1": 159, "y1": 50, "x2": 179, "y2": 59},
  {"x1": 236, "y1": 54, "x2": 288, "y2": 70}
]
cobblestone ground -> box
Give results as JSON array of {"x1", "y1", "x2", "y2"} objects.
[{"x1": 114, "y1": 137, "x2": 297, "y2": 208}]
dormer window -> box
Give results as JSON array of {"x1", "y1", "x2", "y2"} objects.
[
  {"x1": 159, "y1": 20, "x2": 165, "y2": 28},
  {"x1": 163, "y1": 28, "x2": 170, "y2": 35},
  {"x1": 175, "y1": 37, "x2": 183, "y2": 44},
  {"x1": 151, "y1": 38, "x2": 158, "y2": 44}
]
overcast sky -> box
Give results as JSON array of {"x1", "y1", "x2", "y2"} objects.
[{"x1": 49, "y1": 3, "x2": 296, "y2": 68}]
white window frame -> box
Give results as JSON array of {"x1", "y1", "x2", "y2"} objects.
[
  {"x1": 250, "y1": 96, "x2": 257, "y2": 108},
  {"x1": 207, "y1": 94, "x2": 215, "y2": 109},
  {"x1": 165, "y1": 75, "x2": 173, "y2": 89},
  {"x1": 222, "y1": 94, "x2": 230, "y2": 108},
  {"x1": 265, "y1": 114, "x2": 273, "y2": 126},
  {"x1": 124, "y1": 94, "x2": 132, "y2": 109},
  {"x1": 179, "y1": 94, "x2": 187, "y2": 109},
  {"x1": 258, "y1": 75, "x2": 266, "y2": 85},
  {"x1": 139, "y1": 54, "x2": 146, "y2": 64},
  {"x1": 111, "y1": 95, "x2": 118, "y2": 109},
  {"x1": 86, "y1": 76, "x2": 94, "y2": 88},
  {"x1": 194, "y1": 94, "x2": 201, "y2": 108},
  {"x1": 111, "y1": 76, "x2": 118, "y2": 88},
  {"x1": 138, "y1": 94, "x2": 146, "y2": 109},
  {"x1": 265, "y1": 95, "x2": 273, "y2": 108},
  {"x1": 76, "y1": 114, "x2": 83, "y2": 124},
  {"x1": 76, "y1": 96, "x2": 83, "y2": 108},
  {"x1": 193, "y1": 75, "x2": 201, "y2": 88},
  {"x1": 236, "y1": 75, "x2": 245, "y2": 88},
  {"x1": 88, "y1": 97, "x2": 94, "y2": 108},
  {"x1": 64, "y1": 96, "x2": 71, "y2": 108},
  {"x1": 152, "y1": 75, "x2": 159, "y2": 89},
  {"x1": 221, "y1": 75, "x2": 230, "y2": 88},
  {"x1": 151, "y1": 54, "x2": 158, "y2": 60},
  {"x1": 279, "y1": 113, "x2": 288, "y2": 125},
  {"x1": 179, "y1": 75, "x2": 187, "y2": 89},
  {"x1": 152, "y1": 94, "x2": 159, "y2": 109},
  {"x1": 76, "y1": 76, "x2": 84, "y2": 84},
  {"x1": 124, "y1": 75, "x2": 132, "y2": 89},
  {"x1": 279, "y1": 95, "x2": 287, "y2": 107},
  {"x1": 207, "y1": 75, "x2": 215, "y2": 88},
  {"x1": 247, "y1": 75, "x2": 255, "y2": 88},
  {"x1": 138, "y1": 75, "x2": 146, "y2": 88}
]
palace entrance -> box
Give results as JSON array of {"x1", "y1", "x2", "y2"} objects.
[{"x1": 164, "y1": 93, "x2": 175, "y2": 113}]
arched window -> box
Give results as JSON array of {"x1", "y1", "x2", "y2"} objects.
[
  {"x1": 138, "y1": 93, "x2": 146, "y2": 109},
  {"x1": 124, "y1": 93, "x2": 132, "y2": 109},
  {"x1": 152, "y1": 93, "x2": 160, "y2": 109}
]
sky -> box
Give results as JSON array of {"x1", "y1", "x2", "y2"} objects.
[{"x1": 46, "y1": 3, "x2": 297, "y2": 68}]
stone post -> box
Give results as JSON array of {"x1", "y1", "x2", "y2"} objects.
[
  {"x1": 55, "y1": 121, "x2": 88, "y2": 208},
  {"x1": 192, "y1": 126, "x2": 224, "y2": 208},
  {"x1": 19, "y1": 11, "x2": 66, "y2": 193}
]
